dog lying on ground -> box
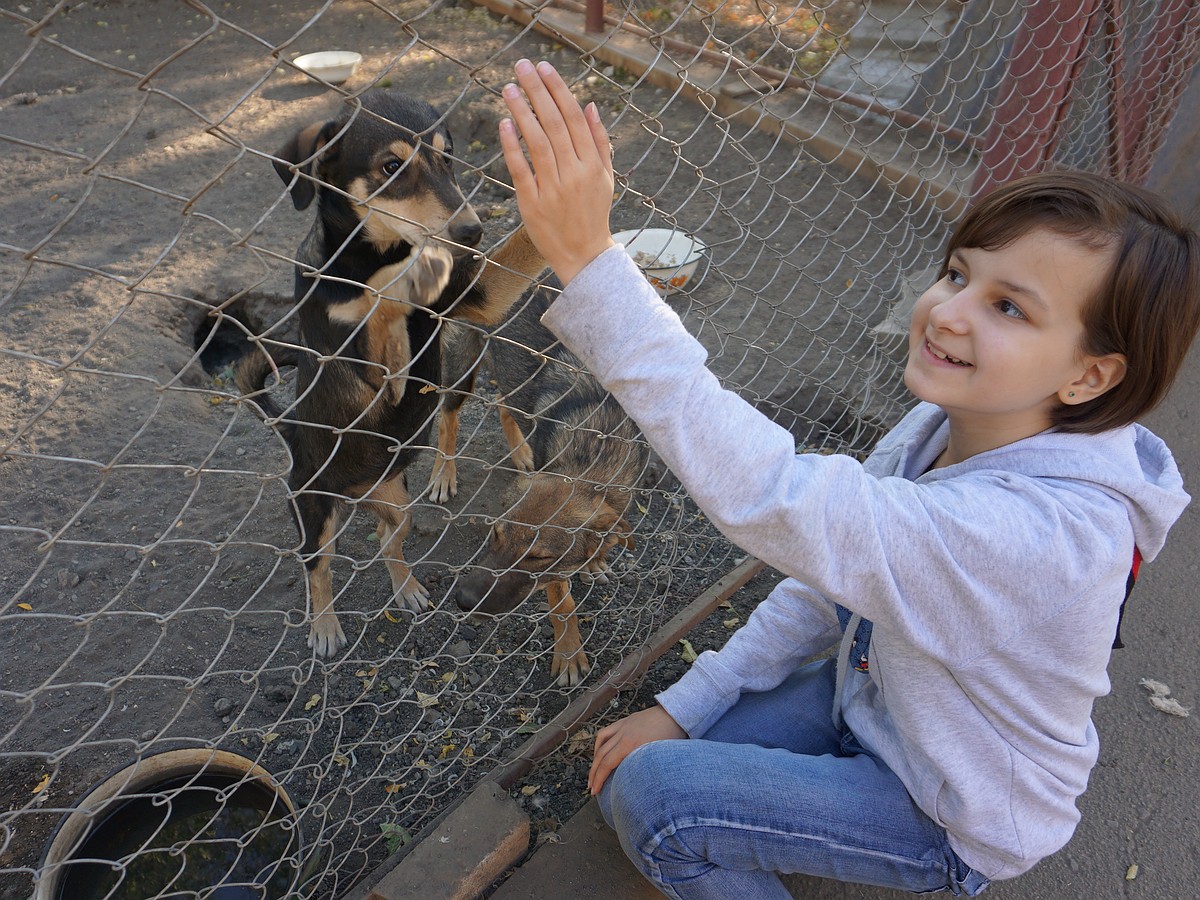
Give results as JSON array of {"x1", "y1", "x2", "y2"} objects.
[
  {"x1": 435, "y1": 287, "x2": 648, "y2": 685},
  {"x1": 235, "y1": 90, "x2": 544, "y2": 657}
]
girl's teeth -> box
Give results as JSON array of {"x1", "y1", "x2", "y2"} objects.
[{"x1": 930, "y1": 345, "x2": 969, "y2": 366}]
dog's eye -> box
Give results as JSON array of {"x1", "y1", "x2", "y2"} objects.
[{"x1": 381, "y1": 159, "x2": 402, "y2": 177}]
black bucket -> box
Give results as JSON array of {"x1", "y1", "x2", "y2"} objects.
[{"x1": 34, "y1": 748, "x2": 308, "y2": 899}]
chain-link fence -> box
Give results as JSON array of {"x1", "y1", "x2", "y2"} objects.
[{"x1": 2, "y1": 1, "x2": 1196, "y2": 898}]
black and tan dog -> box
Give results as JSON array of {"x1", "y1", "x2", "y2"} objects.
[
  {"x1": 436, "y1": 288, "x2": 648, "y2": 685},
  {"x1": 236, "y1": 90, "x2": 544, "y2": 657}
]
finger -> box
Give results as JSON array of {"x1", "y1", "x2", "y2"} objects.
[
  {"x1": 584, "y1": 102, "x2": 614, "y2": 181},
  {"x1": 532, "y1": 61, "x2": 601, "y2": 164},
  {"x1": 513, "y1": 60, "x2": 580, "y2": 163},
  {"x1": 497, "y1": 116, "x2": 535, "y2": 197},
  {"x1": 588, "y1": 746, "x2": 618, "y2": 795},
  {"x1": 503, "y1": 76, "x2": 559, "y2": 181}
]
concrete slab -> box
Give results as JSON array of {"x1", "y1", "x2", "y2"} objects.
[
  {"x1": 489, "y1": 799, "x2": 660, "y2": 900},
  {"x1": 355, "y1": 781, "x2": 529, "y2": 900}
]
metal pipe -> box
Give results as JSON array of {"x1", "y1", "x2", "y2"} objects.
[{"x1": 585, "y1": 0, "x2": 604, "y2": 34}]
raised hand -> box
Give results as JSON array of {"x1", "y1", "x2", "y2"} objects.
[{"x1": 498, "y1": 60, "x2": 617, "y2": 286}]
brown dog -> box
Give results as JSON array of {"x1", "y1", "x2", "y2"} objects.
[
  {"x1": 437, "y1": 287, "x2": 648, "y2": 685},
  {"x1": 236, "y1": 90, "x2": 544, "y2": 656}
]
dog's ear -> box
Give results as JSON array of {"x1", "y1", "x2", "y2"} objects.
[{"x1": 273, "y1": 120, "x2": 338, "y2": 210}]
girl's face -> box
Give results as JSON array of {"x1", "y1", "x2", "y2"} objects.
[{"x1": 905, "y1": 228, "x2": 1121, "y2": 451}]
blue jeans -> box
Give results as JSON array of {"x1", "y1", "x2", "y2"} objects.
[{"x1": 598, "y1": 659, "x2": 990, "y2": 898}]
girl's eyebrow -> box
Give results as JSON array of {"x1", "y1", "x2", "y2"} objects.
[
  {"x1": 952, "y1": 249, "x2": 1047, "y2": 310},
  {"x1": 996, "y1": 279, "x2": 1046, "y2": 310}
]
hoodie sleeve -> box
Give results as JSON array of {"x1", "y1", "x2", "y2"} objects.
[
  {"x1": 655, "y1": 577, "x2": 841, "y2": 736},
  {"x1": 541, "y1": 247, "x2": 1175, "y2": 664}
]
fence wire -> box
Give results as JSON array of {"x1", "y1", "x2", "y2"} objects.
[{"x1": 1, "y1": 1, "x2": 1195, "y2": 897}]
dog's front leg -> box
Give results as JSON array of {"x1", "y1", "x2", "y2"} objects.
[
  {"x1": 365, "y1": 474, "x2": 431, "y2": 612},
  {"x1": 457, "y1": 226, "x2": 547, "y2": 326},
  {"x1": 368, "y1": 244, "x2": 455, "y2": 405},
  {"x1": 498, "y1": 405, "x2": 534, "y2": 472},
  {"x1": 545, "y1": 579, "x2": 589, "y2": 687},
  {"x1": 305, "y1": 514, "x2": 348, "y2": 657}
]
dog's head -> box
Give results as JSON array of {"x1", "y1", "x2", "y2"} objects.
[
  {"x1": 273, "y1": 90, "x2": 482, "y2": 253},
  {"x1": 453, "y1": 474, "x2": 633, "y2": 615}
]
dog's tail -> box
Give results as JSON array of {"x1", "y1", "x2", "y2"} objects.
[{"x1": 234, "y1": 344, "x2": 299, "y2": 423}]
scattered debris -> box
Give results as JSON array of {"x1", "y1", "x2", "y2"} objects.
[
  {"x1": 1149, "y1": 696, "x2": 1190, "y2": 717},
  {"x1": 1139, "y1": 678, "x2": 1170, "y2": 697},
  {"x1": 1140, "y1": 678, "x2": 1190, "y2": 717}
]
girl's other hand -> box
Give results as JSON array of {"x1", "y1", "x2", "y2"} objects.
[
  {"x1": 588, "y1": 705, "x2": 687, "y2": 795},
  {"x1": 498, "y1": 60, "x2": 616, "y2": 286}
]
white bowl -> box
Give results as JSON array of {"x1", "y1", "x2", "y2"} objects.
[
  {"x1": 294, "y1": 51, "x2": 363, "y2": 85},
  {"x1": 613, "y1": 228, "x2": 707, "y2": 295}
]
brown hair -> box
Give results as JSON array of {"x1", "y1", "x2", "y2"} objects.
[{"x1": 945, "y1": 170, "x2": 1200, "y2": 434}]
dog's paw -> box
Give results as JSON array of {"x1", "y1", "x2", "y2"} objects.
[
  {"x1": 428, "y1": 456, "x2": 458, "y2": 504},
  {"x1": 394, "y1": 576, "x2": 431, "y2": 612},
  {"x1": 407, "y1": 244, "x2": 454, "y2": 306},
  {"x1": 509, "y1": 441, "x2": 534, "y2": 473},
  {"x1": 308, "y1": 613, "x2": 347, "y2": 658},
  {"x1": 579, "y1": 558, "x2": 612, "y2": 584},
  {"x1": 551, "y1": 647, "x2": 591, "y2": 688}
]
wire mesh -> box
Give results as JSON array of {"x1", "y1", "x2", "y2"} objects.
[{"x1": 1, "y1": 1, "x2": 1195, "y2": 897}]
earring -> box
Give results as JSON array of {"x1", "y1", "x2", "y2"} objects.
[{"x1": 1068, "y1": 391, "x2": 1076, "y2": 398}]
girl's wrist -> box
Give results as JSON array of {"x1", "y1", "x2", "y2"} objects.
[{"x1": 550, "y1": 237, "x2": 616, "y2": 287}]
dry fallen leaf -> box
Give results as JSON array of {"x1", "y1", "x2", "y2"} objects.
[
  {"x1": 1139, "y1": 678, "x2": 1171, "y2": 697},
  {"x1": 1149, "y1": 695, "x2": 1190, "y2": 717},
  {"x1": 567, "y1": 729, "x2": 593, "y2": 754},
  {"x1": 520, "y1": 784, "x2": 540, "y2": 796},
  {"x1": 17, "y1": 603, "x2": 33, "y2": 611},
  {"x1": 32, "y1": 774, "x2": 50, "y2": 795},
  {"x1": 304, "y1": 694, "x2": 321, "y2": 711},
  {"x1": 418, "y1": 384, "x2": 437, "y2": 393},
  {"x1": 1125, "y1": 863, "x2": 1139, "y2": 880},
  {"x1": 416, "y1": 691, "x2": 439, "y2": 708},
  {"x1": 262, "y1": 732, "x2": 280, "y2": 744},
  {"x1": 679, "y1": 639, "x2": 698, "y2": 663}
]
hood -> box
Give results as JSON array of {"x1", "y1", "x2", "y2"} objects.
[{"x1": 892, "y1": 403, "x2": 1191, "y2": 563}]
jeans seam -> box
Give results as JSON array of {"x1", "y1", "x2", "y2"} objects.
[{"x1": 642, "y1": 815, "x2": 949, "y2": 886}]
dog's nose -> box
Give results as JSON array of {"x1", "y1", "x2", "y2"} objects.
[
  {"x1": 452, "y1": 582, "x2": 481, "y2": 613},
  {"x1": 450, "y1": 220, "x2": 483, "y2": 248}
]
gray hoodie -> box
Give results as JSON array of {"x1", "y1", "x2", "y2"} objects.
[{"x1": 542, "y1": 246, "x2": 1191, "y2": 880}]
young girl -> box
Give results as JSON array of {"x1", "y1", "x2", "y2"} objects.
[{"x1": 496, "y1": 60, "x2": 1200, "y2": 896}]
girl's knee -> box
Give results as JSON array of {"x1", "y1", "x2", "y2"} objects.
[{"x1": 605, "y1": 740, "x2": 684, "y2": 835}]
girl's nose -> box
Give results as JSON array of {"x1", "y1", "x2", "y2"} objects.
[{"x1": 928, "y1": 290, "x2": 971, "y2": 333}]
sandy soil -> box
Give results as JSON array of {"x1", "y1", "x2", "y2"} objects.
[{"x1": 0, "y1": 2, "x2": 933, "y2": 896}]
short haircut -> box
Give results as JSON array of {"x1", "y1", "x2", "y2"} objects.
[{"x1": 944, "y1": 170, "x2": 1200, "y2": 434}]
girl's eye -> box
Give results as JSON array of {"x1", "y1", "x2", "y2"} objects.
[
  {"x1": 945, "y1": 267, "x2": 966, "y2": 286},
  {"x1": 382, "y1": 159, "x2": 402, "y2": 176},
  {"x1": 997, "y1": 298, "x2": 1026, "y2": 320}
]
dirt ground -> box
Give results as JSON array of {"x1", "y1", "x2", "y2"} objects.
[{"x1": 0, "y1": 1, "x2": 943, "y2": 897}]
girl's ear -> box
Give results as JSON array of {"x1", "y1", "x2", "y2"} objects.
[{"x1": 1059, "y1": 353, "x2": 1127, "y2": 405}]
